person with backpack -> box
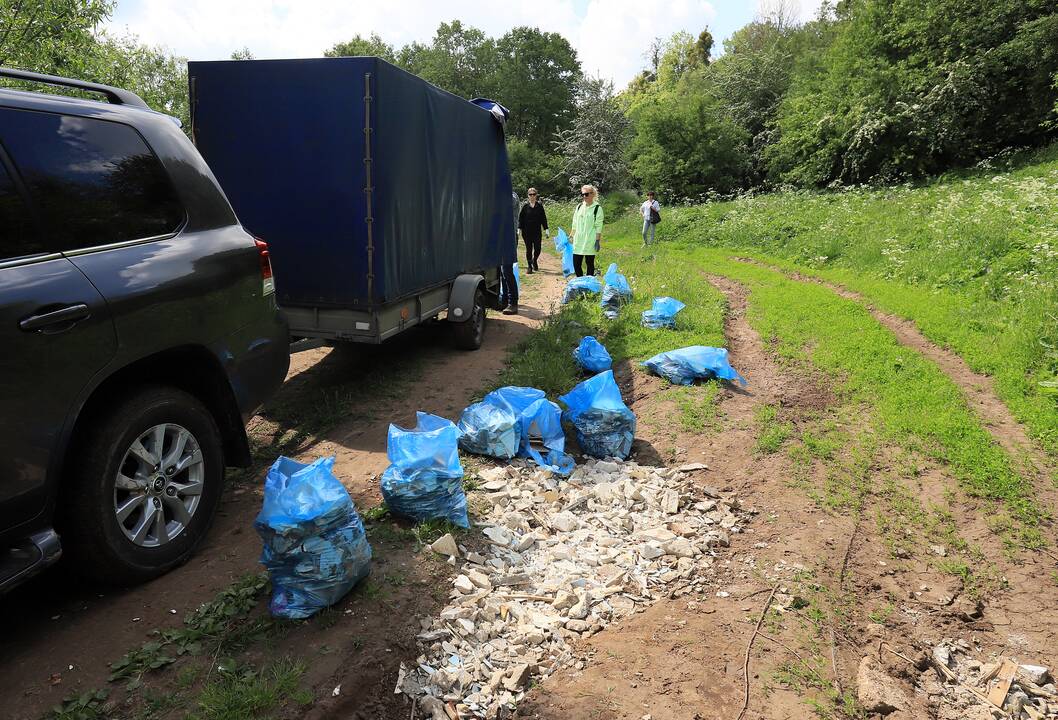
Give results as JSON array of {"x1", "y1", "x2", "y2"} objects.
[
  {"x1": 518, "y1": 187, "x2": 549, "y2": 273},
  {"x1": 641, "y1": 190, "x2": 661, "y2": 246},
  {"x1": 570, "y1": 184, "x2": 604, "y2": 276}
]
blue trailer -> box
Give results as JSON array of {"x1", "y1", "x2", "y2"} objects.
[{"x1": 187, "y1": 57, "x2": 515, "y2": 350}]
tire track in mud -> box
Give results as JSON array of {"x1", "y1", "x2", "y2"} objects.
[{"x1": 733, "y1": 257, "x2": 1058, "y2": 509}]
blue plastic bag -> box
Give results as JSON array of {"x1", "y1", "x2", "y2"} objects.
[
  {"x1": 255, "y1": 456, "x2": 372, "y2": 619},
  {"x1": 573, "y1": 335, "x2": 612, "y2": 373},
  {"x1": 561, "y1": 275, "x2": 602, "y2": 304},
  {"x1": 641, "y1": 346, "x2": 747, "y2": 386},
  {"x1": 380, "y1": 412, "x2": 469, "y2": 527},
  {"x1": 483, "y1": 387, "x2": 575, "y2": 475},
  {"x1": 559, "y1": 370, "x2": 637, "y2": 460},
  {"x1": 561, "y1": 243, "x2": 574, "y2": 277},
  {"x1": 600, "y1": 263, "x2": 632, "y2": 319},
  {"x1": 457, "y1": 401, "x2": 519, "y2": 459},
  {"x1": 555, "y1": 228, "x2": 569, "y2": 253},
  {"x1": 641, "y1": 296, "x2": 686, "y2": 329}
]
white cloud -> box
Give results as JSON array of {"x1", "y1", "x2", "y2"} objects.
[{"x1": 106, "y1": 0, "x2": 825, "y2": 89}]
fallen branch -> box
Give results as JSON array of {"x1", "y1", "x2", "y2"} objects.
[{"x1": 736, "y1": 584, "x2": 778, "y2": 720}]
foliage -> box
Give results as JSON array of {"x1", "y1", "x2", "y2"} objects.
[
  {"x1": 767, "y1": 0, "x2": 1058, "y2": 186},
  {"x1": 48, "y1": 689, "x2": 109, "y2": 720},
  {"x1": 552, "y1": 76, "x2": 630, "y2": 191},
  {"x1": 397, "y1": 20, "x2": 497, "y2": 100},
  {"x1": 507, "y1": 136, "x2": 566, "y2": 198},
  {"x1": 0, "y1": 1, "x2": 192, "y2": 130},
  {"x1": 191, "y1": 658, "x2": 308, "y2": 720},
  {"x1": 325, "y1": 32, "x2": 396, "y2": 62}
]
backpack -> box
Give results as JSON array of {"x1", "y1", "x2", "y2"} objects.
[{"x1": 649, "y1": 205, "x2": 661, "y2": 225}]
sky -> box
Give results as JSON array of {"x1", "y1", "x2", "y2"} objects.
[{"x1": 105, "y1": 0, "x2": 824, "y2": 89}]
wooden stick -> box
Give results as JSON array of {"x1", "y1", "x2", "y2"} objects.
[{"x1": 736, "y1": 584, "x2": 778, "y2": 720}]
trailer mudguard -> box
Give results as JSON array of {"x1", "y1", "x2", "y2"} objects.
[{"x1": 447, "y1": 274, "x2": 485, "y2": 322}]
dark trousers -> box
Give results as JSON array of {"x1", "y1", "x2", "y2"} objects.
[
  {"x1": 573, "y1": 253, "x2": 595, "y2": 277},
  {"x1": 499, "y1": 263, "x2": 519, "y2": 307},
  {"x1": 523, "y1": 235, "x2": 542, "y2": 269}
]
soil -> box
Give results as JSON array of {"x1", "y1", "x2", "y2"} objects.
[
  {"x1": 0, "y1": 255, "x2": 565, "y2": 720},
  {"x1": 5, "y1": 252, "x2": 1056, "y2": 720},
  {"x1": 518, "y1": 274, "x2": 1058, "y2": 720}
]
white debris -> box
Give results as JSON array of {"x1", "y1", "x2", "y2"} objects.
[
  {"x1": 430, "y1": 533, "x2": 460, "y2": 558},
  {"x1": 405, "y1": 458, "x2": 747, "y2": 719}
]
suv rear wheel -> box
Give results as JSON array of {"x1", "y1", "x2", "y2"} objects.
[{"x1": 64, "y1": 386, "x2": 224, "y2": 585}]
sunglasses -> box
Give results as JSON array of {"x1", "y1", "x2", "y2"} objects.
[
  {"x1": 528, "y1": 192, "x2": 537, "y2": 196},
  {"x1": 581, "y1": 192, "x2": 593, "y2": 197}
]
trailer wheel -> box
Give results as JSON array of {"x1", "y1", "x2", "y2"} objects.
[{"x1": 452, "y1": 287, "x2": 486, "y2": 350}]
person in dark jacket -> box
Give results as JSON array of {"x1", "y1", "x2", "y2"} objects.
[
  {"x1": 518, "y1": 187, "x2": 549, "y2": 273},
  {"x1": 500, "y1": 190, "x2": 520, "y2": 314}
]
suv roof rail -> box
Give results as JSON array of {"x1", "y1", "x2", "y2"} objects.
[{"x1": 0, "y1": 67, "x2": 149, "y2": 109}]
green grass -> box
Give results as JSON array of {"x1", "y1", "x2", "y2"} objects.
[
  {"x1": 754, "y1": 405, "x2": 794, "y2": 455},
  {"x1": 659, "y1": 142, "x2": 1058, "y2": 457},
  {"x1": 665, "y1": 383, "x2": 722, "y2": 433},
  {"x1": 191, "y1": 658, "x2": 309, "y2": 720}
]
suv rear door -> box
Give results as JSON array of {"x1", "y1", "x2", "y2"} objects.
[{"x1": 0, "y1": 133, "x2": 116, "y2": 534}]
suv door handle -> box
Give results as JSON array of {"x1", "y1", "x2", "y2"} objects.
[{"x1": 19, "y1": 303, "x2": 91, "y2": 332}]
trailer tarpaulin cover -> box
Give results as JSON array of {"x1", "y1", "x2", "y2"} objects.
[{"x1": 188, "y1": 57, "x2": 515, "y2": 308}]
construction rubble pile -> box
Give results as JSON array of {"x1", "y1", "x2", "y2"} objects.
[
  {"x1": 928, "y1": 639, "x2": 1057, "y2": 720},
  {"x1": 397, "y1": 458, "x2": 748, "y2": 719}
]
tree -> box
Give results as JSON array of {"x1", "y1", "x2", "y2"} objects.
[
  {"x1": 398, "y1": 21, "x2": 497, "y2": 99},
  {"x1": 230, "y1": 47, "x2": 255, "y2": 60},
  {"x1": 87, "y1": 34, "x2": 189, "y2": 128},
  {"x1": 0, "y1": 0, "x2": 112, "y2": 74},
  {"x1": 325, "y1": 33, "x2": 395, "y2": 62},
  {"x1": 695, "y1": 29, "x2": 714, "y2": 65},
  {"x1": 492, "y1": 26, "x2": 579, "y2": 146},
  {"x1": 552, "y1": 76, "x2": 630, "y2": 192}
]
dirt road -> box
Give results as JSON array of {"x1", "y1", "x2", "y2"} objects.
[{"x1": 1, "y1": 254, "x2": 565, "y2": 720}]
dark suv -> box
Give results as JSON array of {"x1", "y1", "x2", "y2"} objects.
[{"x1": 0, "y1": 69, "x2": 289, "y2": 590}]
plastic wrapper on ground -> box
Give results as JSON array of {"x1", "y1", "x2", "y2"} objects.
[
  {"x1": 483, "y1": 387, "x2": 575, "y2": 475},
  {"x1": 255, "y1": 456, "x2": 372, "y2": 619},
  {"x1": 641, "y1": 346, "x2": 748, "y2": 387},
  {"x1": 457, "y1": 401, "x2": 519, "y2": 459},
  {"x1": 380, "y1": 412, "x2": 469, "y2": 527},
  {"x1": 641, "y1": 296, "x2": 686, "y2": 329},
  {"x1": 559, "y1": 370, "x2": 636, "y2": 460},
  {"x1": 573, "y1": 335, "x2": 612, "y2": 373},
  {"x1": 561, "y1": 275, "x2": 602, "y2": 304}
]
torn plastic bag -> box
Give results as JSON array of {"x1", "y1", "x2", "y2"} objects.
[
  {"x1": 380, "y1": 412, "x2": 469, "y2": 527},
  {"x1": 641, "y1": 346, "x2": 747, "y2": 387},
  {"x1": 457, "y1": 401, "x2": 519, "y2": 459},
  {"x1": 641, "y1": 296, "x2": 686, "y2": 329},
  {"x1": 573, "y1": 335, "x2": 612, "y2": 374},
  {"x1": 255, "y1": 456, "x2": 372, "y2": 619},
  {"x1": 483, "y1": 386, "x2": 575, "y2": 475},
  {"x1": 600, "y1": 263, "x2": 632, "y2": 319},
  {"x1": 559, "y1": 370, "x2": 636, "y2": 460},
  {"x1": 561, "y1": 275, "x2": 602, "y2": 304}
]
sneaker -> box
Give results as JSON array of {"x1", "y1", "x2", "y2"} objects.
[
  {"x1": 527, "y1": 266, "x2": 534, "y2": 274},
  {"x1": 502, "y1": 304, "x2": 518, "y2": 315}
]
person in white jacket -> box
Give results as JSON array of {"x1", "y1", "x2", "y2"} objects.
[{"x1": 641, "y1": 191, "x2": 660, "y2": 246}]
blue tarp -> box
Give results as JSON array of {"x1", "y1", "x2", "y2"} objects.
[
  {"x1": 380, "y1": 412, "x2": 469, "y2": 527},
  {"x1": 561, "y1": 275, "x2": 602, "y2": 304},
  {"x1": 482, "y1": 387, "x2": 575, "y2": 475},
  {"x1": 559, "y1": 371, "x2": 636, "y2": 460},
  {"x1": 641, "y1": 346, "x2": 748, "y2": 386},
  {"x1": 255, "y1": 456, "x2": 372, "y2": 619},
  {"x1": 641, "y1": 296, "x2": 686, "y2": 329},
  {"x1": 188, "y1": 58, "x2": 515, "y2": 308},
  {"x1": 573, "y1": 336, "x2": 612, "y2": 373}
]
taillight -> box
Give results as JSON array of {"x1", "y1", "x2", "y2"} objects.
[{"x1": 255, "y1": 237, "x2": 275, "y2": 295}]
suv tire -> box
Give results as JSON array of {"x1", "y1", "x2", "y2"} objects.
[
  {"x1": 452, "y1": 287, "x2": 486, "y2": 351},
  {"x1": 63, "y1": 386, "x2": 224, "y2": 585}
]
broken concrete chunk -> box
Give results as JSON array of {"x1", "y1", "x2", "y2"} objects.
[
  {"x1": 484, "y1": 526, "x2": 513, "y2": 547},
  {"x1": 453, "y1": 575, "x2": 475, "y2": 594},
  {"x1": 430, "y1": 533, "x2": 460, "y2": 558},
  {"x1": 677, "y1": 462, "x2": 709, "y2": 472},
  {"x1": 639, "y1": 543, "x2": 665, "y2": 560},
  {"x1": 661, "y1": 489, "x2": 680, "y2": 515},
  {"x1": 856, "y1": 655, "x2": 909, "y2": 714},
  {"x1": 503, "y1": 663, "x2": 532, "y2": 691},
  {"x1": 550, "y1": 512, "x2": 578, "y2": 533},
  {"x1": 467, "y1": 570, "x2": 492, "y2": 590},
  {"x1": 1019, "y1": 664, "x2": 1051, "y2": 686}
]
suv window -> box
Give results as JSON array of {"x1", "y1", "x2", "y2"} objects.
[
  {"x1": 0, "y1": 108, "x2": 184, "y2": 251},
  {"x1": 0, "y1": 158, "x2": 43, "y2": 261}
]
